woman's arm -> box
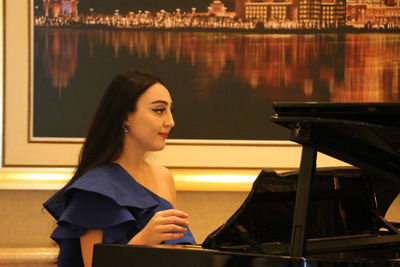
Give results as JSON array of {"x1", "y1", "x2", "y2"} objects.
[{"x1": 80, "y1": 229, "x2": 103, "y2": 267}]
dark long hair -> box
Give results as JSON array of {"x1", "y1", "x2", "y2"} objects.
[{"x1": 67, "y1": 70, "x2": 163, "y2": 186}]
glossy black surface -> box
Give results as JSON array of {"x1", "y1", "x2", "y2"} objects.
[
  {"x1": 272, "y1": 102, "x2": 400, "y2": 128},
  {"x1": 272, "y1": 102, "x2": 400, "y2": 184},
  {"x1": 268, "y1": 102, "x2": 400, "y2": 258},
  {"x1": 202, "y1": 168, "x2": 400, "y2": 256},
  {"x1": 93, "y1": 244, "x2": 400, "y2": 267}
]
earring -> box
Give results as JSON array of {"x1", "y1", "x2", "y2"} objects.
[{"x1": 122, "y1": 125, "x2": 131, "y2": 133}]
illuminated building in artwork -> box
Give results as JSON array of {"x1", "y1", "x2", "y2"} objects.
[
  {"x1": 239, "y1": 0, "x2": 398, "y2": 28},
  {"x1": 347, "y1": 1, "x2": 400, "y2": 27},
  {"x1": 206, "y1": 1, "x2": 237, "y2": 17},
  {"x1": 243, "y1": 0, "x2": 345, "y2": 26},
  {"x1": 298, "y1": 0, "x2": 321, "y2": 25},
  {"x1": 245, "y1": 1, "x2": 294, "y2": 22},
  {"x1": 320, "y1": 0, "x2": 346, "y2": 27},
  {"x1": 42, "y1": 0, "x2": 79, "y2": 18},
  {"x1": 208, "y1": 1, "x2": 228, "y2": 16},
  {"x1": 346, "y1": 4, "x2": 367, "y2": 26},
  {"x1": 298, "y1": 0, "x2": 345, "y2": 27}
]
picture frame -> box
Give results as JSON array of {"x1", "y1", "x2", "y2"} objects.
[{"x1": 2, "y1": 0, "x2": 348, "y2": 169}]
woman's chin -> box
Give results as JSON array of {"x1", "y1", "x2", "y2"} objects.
[{"x1": 147, "y1": 142, "x2": 166, "y2": 152}]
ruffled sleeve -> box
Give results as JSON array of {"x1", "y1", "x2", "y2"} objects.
[
  {"x1": 44, "y1": 164, "x2": 158, "y2": 244},
  {"x1": 44, "y1": 163, "x2": 195, "y2": 246},
  {"x1": 58, "y1": 189, "x2": 141, "y2": 243}
]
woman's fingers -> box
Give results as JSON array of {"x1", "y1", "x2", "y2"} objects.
[
  {"x1": 155, "y1": 216, "x2": 189, "y2": 226},
  {"x1": 161, "y1": 233, "x2": 185, "y2": 241},
  {"x1": 155, "y1": 224, "x2": 187, "y2": 233},
  {"x1": 155, "y1": 209, "x2": 188, "y2": 218}
]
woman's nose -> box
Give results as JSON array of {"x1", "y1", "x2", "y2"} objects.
[{"x1": 165, "y1": 112, "x2": 175, "y2": 128}]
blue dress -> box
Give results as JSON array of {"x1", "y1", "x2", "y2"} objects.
[{"x1": 43, "y1": 163, "x2": 196, "y2": 267}]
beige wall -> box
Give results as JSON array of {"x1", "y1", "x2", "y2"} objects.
[
  {"x1": 176, "y1": 191, "x2": 248, "y2": 243},
  {"x1": 0, "y1": 190, "x2": 55, "y2": 248}
]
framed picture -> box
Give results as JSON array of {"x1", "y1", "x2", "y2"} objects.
[{"x1": 3, "y1": 0, "x2": 399, "y2": 168}]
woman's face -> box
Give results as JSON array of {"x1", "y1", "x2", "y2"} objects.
[{"x1": 125, "y1": 83, "x2": 175, "y2": 151}]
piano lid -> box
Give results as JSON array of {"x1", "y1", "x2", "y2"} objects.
[
  {"x1": 271, "y1": 102, "x2": 400, "y2": 129},
  {"x1": 271, "y1": 102, "x2": 400, "y2": 186}
]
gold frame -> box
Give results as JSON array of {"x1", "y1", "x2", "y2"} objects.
[{"x1": 2, "y1": 0, "x2": 346, "y2": 169}]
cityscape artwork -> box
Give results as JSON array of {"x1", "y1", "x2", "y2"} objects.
[{"x1": 33, "y1": 0, "x2": 400, "y2": 141}]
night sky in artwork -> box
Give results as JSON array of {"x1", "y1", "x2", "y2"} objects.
[{"x1": 34, "y1": 0, "x2": 236, "y2": 14}]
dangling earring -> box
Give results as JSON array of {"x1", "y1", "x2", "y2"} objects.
[{"x1": 122, "y1": 125, "x2": 131, "y2": 133}]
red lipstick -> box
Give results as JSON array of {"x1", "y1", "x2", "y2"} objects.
[{"x1": 158, "y1": 133, "x2": 169, "y2": 139}]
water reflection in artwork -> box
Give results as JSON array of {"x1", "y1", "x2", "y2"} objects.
[{"x1": 34, "y1": 29, "x2": 400, "y2": 140}]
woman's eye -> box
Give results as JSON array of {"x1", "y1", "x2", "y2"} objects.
[{"x1": 153, "y1": 108, "x2": 166, "y2": 114}]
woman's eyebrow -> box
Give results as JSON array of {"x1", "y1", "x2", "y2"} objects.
[{"x1": 150, "y1": 100, "x2": 171, "y2": 105}]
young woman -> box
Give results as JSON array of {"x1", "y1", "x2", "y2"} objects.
[{"x1": 44, "y1": 71, "x2": 195, "y2": 267}]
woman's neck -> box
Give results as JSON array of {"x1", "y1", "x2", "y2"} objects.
[
  {"x1": 114, "y1": 139, "x2": 149, "y2": 172},
  {"x1": 114, "y1": 151, "x2": 151, "y2": 186},
  {"x1": 115, "y1": 150, "x2": 146, "y2": 171}
]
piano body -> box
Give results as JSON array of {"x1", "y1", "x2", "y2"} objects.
[{"x1": 93, "y1": 102, "x2": 400, "y2": 267}]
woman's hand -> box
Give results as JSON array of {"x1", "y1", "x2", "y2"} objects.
[{"x1": 129, "y1": 209, "x2": 189, "y2": 245}]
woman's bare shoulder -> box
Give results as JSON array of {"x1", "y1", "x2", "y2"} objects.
[
  {"x1": 147, "y1": 163, "x2": 176, "y2": 205},
  {"x1": 149, "y1": 164, "x2": 174, "y2": 181}
]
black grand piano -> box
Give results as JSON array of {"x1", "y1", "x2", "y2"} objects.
[{"x1": 93, "y1": 102, "x2": 400, "y2": 266}]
